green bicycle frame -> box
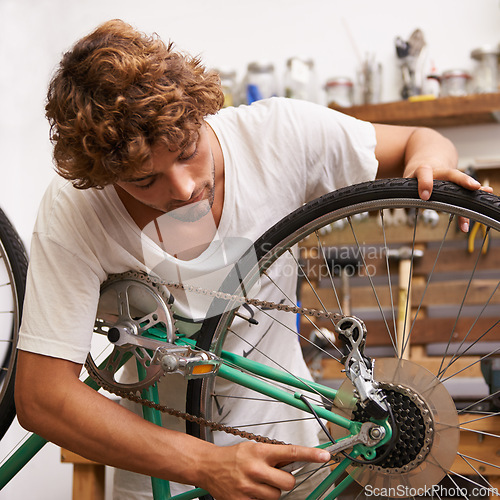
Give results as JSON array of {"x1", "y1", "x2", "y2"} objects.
[{"x1": 0, "y1": 334, "x2": 391, "y2": 499}]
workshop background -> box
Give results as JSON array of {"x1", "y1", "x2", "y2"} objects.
[{"x1": 1, "y1": 1, "x2": 500, "y2": 498}]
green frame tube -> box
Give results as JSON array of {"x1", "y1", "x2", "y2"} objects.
[
  {"x1": 218, "y1": 350, "x2": 358, "y2": 432},
  {"x1": 0, "y1": 433, "x2": 47, "y2": 490},
  {"x1": 138, "y1": 362, "x2": 172, "y2": 499}
]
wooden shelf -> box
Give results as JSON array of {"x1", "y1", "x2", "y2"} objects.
[{"x1": 330, "y1": 92, "x2": 500, "y2": 128}]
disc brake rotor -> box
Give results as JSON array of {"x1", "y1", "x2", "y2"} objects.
[
  {"x1": 334, "y1": 358, "x2": 459, "y2": 497},
  {"x1": 86, "y1": 271, "x2": 176, "y2": 393}
]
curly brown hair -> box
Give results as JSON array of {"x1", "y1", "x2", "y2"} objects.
[{"x1": 45, "y1": 19, "x2": 224, "y2": 189}]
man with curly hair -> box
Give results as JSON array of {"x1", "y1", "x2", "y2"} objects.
[{"x1": 15, "y1": 19, "x2": 484, "y2": 500}]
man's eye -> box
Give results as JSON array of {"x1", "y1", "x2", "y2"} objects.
[{"x1": 135, "y1": 178, "x2": 156, "y2": 190}]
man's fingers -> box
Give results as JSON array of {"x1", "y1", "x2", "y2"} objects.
[
  {"x1": 246, "y1": 481, "x2": 283, "y2": 500},
  {"x1": 257, "y1": 445, "x2": 331, "y2": 493},
  {"x1": 259, "y1": 467, "x2": 296, "y2": 493},
  {"x1": 409, "y1": 165, "x2": 486, "y2": 201},
  {"x1": 409, "y1": 165, "x2": 434, "y2": 200},
  {"x1": 459, "y1": 217, "x2": 470, "y2": 233},
  {"x1": 408, "y1": 166, "x2": 495, "y2": 233},
  {"x1": 451, "y1": 170, "x2": 482, "y2": 190},
  {"x1": 269, "y1": 444, "x2": 331, "y2": 466}
]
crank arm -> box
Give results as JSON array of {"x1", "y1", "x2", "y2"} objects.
[{"x1": 101, "y1": 321, "x2": 220, "y2": 378}]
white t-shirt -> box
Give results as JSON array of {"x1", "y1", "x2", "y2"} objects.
[{"x1": 18, "y1": 97, "x2": 377, "y2": 498}]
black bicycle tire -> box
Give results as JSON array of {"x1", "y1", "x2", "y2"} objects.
[
  {"x1": 186, "y1": 178, "x2": 500, "y2": 498},
  {"x1": 0, "y1": 208, "x2": 28, "y2": 439},
  {"x1": 252, "y1": 177, "x2": 500, "y2": 260}
]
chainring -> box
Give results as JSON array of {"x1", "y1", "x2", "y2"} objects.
[{"x1": 86, "y1": 271, "x2": 176, "y2": 393}]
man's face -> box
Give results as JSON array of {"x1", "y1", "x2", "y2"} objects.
[{"x1": 115, "y1": 124, "x2": 215, "y2": 222}]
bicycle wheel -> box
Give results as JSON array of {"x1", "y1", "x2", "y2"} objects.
[
  {"x1": 0, "y1": 208, "x2": 28, "y2": 439},
  {"x1": 187, "y1": 178, "x2": 500, "y2": 499}
]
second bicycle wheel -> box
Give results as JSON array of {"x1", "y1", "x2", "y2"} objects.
[
  {"x1": 0, "y1": 209, "x2": 28, "y2": 439},
  {"x1": 188, "y1": 178, "x2": 500, "y2": 500}
]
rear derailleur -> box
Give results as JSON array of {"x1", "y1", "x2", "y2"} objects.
[{"x1": 335, "y1": 316, "x2": 389, "y2": 420}]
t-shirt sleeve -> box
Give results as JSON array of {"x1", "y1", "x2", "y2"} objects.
[
  {"x1": 280, "y1": 98, "x2": 379, "y2": 201},
  {"x1": 17, "y1": 232, "x2": 102, "y2": 364}
]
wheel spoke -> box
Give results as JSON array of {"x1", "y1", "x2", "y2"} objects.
[
  {"x1": 457, "y1": 455, "x2": 496, "y2": 492},
  {"x1": 210, "y1": 394, "x2": 282, "y2": 403},
  {"x1": 438, "y1": 288, "x2": 500, "y2": 379},
  {"x1": 219, "y1": 417, "x2": 316, "y2": 429},
  {"x1": 226, "y1": 328, "x2": 335, "y2": 408},
  {"x1": 288, "y1": 250, "x2": 339, "y2": 338},
  {"x1": 458, "y1": 389, "x2": 500, "y2": 414},
  {"x1": 407, "y1": 213, "x2": 455, "y2": 352},
  {"x1": 262, "y1": 267, "x2": 343, "y2": 360},
  {"x1": 380, "y1": 209, "x2": 398, "y2": 355},
  {"x1": 459, "y1": 411, "x2": 500, "y2": 424},
  {"x1": 458, "y1": 427, "x2": 499, "y2": 439},
  {"x1": 440, "y1": 346, "x2": 500, "y2": 383},
  {"x1": 458, "y1": 452, "x2": 500, "y2": 472},
  {"x1": 315, "y1": 231, "x2": 343, "y2": 315},
  {"x1": 399, "y1": 207, "x2": 419, "y2": 359},
  {"x1": 281, "y1": 461, "x2": 335, "y2": 499},
  {"x1": 437, "y1": 229, "x2": 489, "y2": 379},
  {"x1": 347, "y1": 216, "x2": 390, "y2": 345},
  {"x1": 448, "y1": 469, "x2": 492, "y2": 492},
  {"x1": 248, "y1": 301, "x2": 341, "y2": 364},
  {"x1": 446, "y1": 472, "x2": 471, "y2": 500}
]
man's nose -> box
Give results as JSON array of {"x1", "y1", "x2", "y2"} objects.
[{"x1": 168, "y1": 166, "x2": 196, "y2": 201}]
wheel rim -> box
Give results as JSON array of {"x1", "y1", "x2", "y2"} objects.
[{"x1": 0, "y1": 237, "x2": 20, "y2": 404}]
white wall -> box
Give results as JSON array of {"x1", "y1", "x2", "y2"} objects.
[{"x1": 1, "y1": 1, "x2": 500, "y2": 498}]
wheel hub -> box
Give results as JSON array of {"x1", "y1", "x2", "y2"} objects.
[{"x1": 353, "y1": 383, "x2": 434, "y2": 473}]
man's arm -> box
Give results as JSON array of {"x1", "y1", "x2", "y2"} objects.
[
  {"x1": 15, "y1": 350, "x2": 330, "y2": 500},
  {"x1": 374, "y1": 124, "x2": 484, "y2": 195},
  {"x1": 373, "y1": 124, "x2": 491, "y2": 231}
]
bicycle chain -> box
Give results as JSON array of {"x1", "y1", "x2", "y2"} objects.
[
  {"x1": 97, "y1": 269, "x2": 343, "y2": 321},
  {"x1": 159, "y1": 274, "x2": 344, "y2": 322},
  {"x1": 88, "y1": 270, "x2": 343, "y2": 446},
  {"x1": 85, "y1": 354, "x2": 286, "y2": 445},
  {"x1": 87, "y1": 271, "x2": 386, "y2": 449}
]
